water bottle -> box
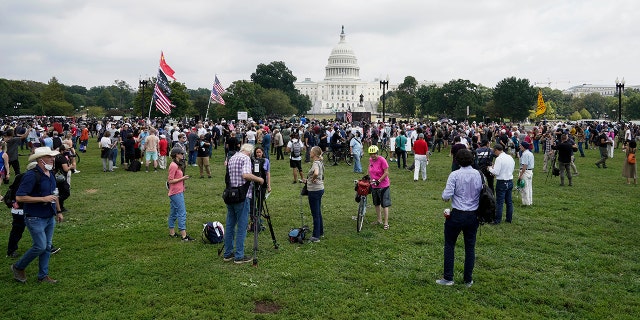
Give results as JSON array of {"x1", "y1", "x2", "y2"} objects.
[
  {"x1": 443, "y1": 208, "x2": 451, "y2": 219},
  {"x1": 52, "y1": 188, "x2": 59, "y2": 203}
]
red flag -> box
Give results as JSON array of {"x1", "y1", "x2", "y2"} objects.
[
  {"x1": 346, "y1": 111, "x2": 352, "y2": 123},
  {"x1": 159, "y1": 51, "x2": 176, "y2": 80}
]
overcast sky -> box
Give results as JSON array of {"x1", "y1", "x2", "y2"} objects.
[{"x1": 1, "y1": 0, "x2": 637, "y2": 91}]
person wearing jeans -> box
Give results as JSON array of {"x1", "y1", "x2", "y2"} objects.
[
  {"x1": 349, "y1": 132, "x2": 363, "y2": 173},
  {"x1": 304, "y1": 146, "x2": 325, "y2": 242},
  {"x1": 223, "y1": 144, "x2": 264, "y2": 263},
  {"x1": 11, "y1": 147, "x2": 63, "y2": 283},
  {"x1": 438, "y1": 149, "x2": 482, "y2": 287},
  {"x1": 489, "y1": 144, "x2": 515, "y2": 224}
]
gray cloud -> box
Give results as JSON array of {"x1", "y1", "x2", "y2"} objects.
[{"x1": 1, "y1": 0, "x2": 638, "y2": 90}]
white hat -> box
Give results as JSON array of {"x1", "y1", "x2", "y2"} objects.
[{"x1": 28, "y1": 147, "x2": 59, "y2": 162}]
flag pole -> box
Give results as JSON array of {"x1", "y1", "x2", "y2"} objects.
[
  {"x1": 205, "y1": 98, "x2": 212, "y2": 121},
  {"x1": 147, "y1": 91, "x2": 154, "y2": 120}
]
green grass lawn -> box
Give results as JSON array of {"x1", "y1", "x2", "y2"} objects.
[{"x1": 1, "y1": 142, "x2": 639, "y2": 319}]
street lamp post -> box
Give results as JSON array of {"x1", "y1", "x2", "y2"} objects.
[
  {"x1": 379, "y1": 76, "x2": 389, "y2": 123},
  {"x1": 14, "y1": 102, "x2": 21, "y2": 115},
  {"x1": 616, "y1": 77, "x2": 624, "y2": 123},
  {"x1": 139, "y1": 79, "x2": 150, "y2": 119}
]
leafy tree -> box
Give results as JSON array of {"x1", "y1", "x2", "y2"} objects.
[
  {"x1": 260, "y1": 89, "x2": 296, "y2": 117},
  {"x1": 96, "y1": 89, "x2": 116, "y2": 109},
  {"x1": 251, "y1": 61, "x2": 297, "y2": 93},
  {"x1": 416, "y1": 85, "x2": 432, "y2": 118},
  {"x1": 395, "y1": 76, "x2": 418, "y2": 117},
  {"x1": 569, "y1": 111, "x2": 582, "y2": 121},
  {"x1": 40, "y1": 77, "x2": 73, "y2": 115},
  {"x1": 493, "y1": 77, "x2": 536, "y2": 121},
  {"x1": 250, "y1": 61, "x2": 310, "y2": 115},
  {"x1": 438, "y1": 79, "x2": 480, "y2": 120},
  {"x1": 579, "y1": 108, "x2": 592, "y2": 119},
  {"x1": 571, "y1": 92, "x2": 608, "y2": 118},
  {"x1": 216, "y1": 80, "x2": 264, "y2": 120},
  {"x1": 40, "y1": 77, "x2": 66, "y2": 103}
]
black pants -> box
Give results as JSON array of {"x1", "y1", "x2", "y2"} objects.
[
  {"x1": 396, "y1": 150, "x2": 407, "y2": 168},
  {"x1": 7, "y1": 214, "x2": 25, "y2": 255},
  {"x1": 57, "y1": 180, "x2": 71, "y2": 210},
  {"x1": 9, "y1": 159, "x2": 20, "y2": 175}
]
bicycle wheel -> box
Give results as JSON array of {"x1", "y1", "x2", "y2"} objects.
[
  {"x1": 380, "y1": 148, "x2": 389, "y2": 159},
  {"x1": 74, "y1": 152, "x2": 81, "y2": 164},
  {"x1": 357, "y1": 197, "x2": 366, "y2": 232},
  {"x1": 345, "y1": 153, "x2": 353, "y2": 166}
]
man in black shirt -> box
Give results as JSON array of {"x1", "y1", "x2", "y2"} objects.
[
  {"x1": 552, "y1": 134, "x2": 577, "y2": 186},
  {"x1": 594, "y1": 131, "x2": 610, "y2": 168}
]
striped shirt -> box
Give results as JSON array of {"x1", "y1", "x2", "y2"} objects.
[{"x1": 227, "y1": 151, "x2": 253, "y2": 199}]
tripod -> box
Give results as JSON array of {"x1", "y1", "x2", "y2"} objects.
[{"x1": 250, "y1": 178, "x2": 279, "y2": 267}]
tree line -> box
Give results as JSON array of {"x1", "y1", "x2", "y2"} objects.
[
  {"x1": 2, "y1": 61, "x2": 639, "y2": 121},
  {"x1": 385, "y1": 76, "x2": 640, "y2": 122}
]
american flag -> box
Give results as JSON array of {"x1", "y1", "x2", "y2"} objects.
[
  {"x1": 156, "y1": 69, "x2": 172, "y2": 96},
  {"x1": 210, "y1": 75, "x2": 226, "y2": 105},
  {"x1": 153, "y1": 83, "x2": 174, "y2": 115},
  {"x1": 346, "y1": 111, "x2": 352, "y2": 123}
]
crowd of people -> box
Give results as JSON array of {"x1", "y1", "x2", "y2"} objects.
[{"x1": 1, "y1": 115, "x2": 637, "y2": 283}]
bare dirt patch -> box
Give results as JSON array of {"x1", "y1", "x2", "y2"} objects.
[
  {"x1": 85, "y1": 189, "x2": 98, "y2": 194},
  {"x1": 254, "y1": 300, "x2": 281, "y2": 314}
]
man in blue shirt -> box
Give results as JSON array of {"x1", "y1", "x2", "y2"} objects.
[
  {"x1": 11, "y1": 147, "x2": 63, "y2": 283},
  {"x1": 438, "y1": 149, "x2": 482, "y2": 287}
]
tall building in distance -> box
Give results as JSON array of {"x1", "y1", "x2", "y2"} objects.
[{"x1": 295, "y1": 26, "x2": 398, "y2": 115}]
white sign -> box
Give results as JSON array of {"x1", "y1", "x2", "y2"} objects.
[{"x1": 237, "y1": 112, "x2": 248, "y2": 121}]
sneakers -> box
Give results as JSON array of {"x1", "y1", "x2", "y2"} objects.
[
  {"x1": 51, "y1": 247, "x2": 61, "y2": 255},
  {"x1": 309, "y1": 237, "x2": 320, "y2": 243},
  {"x1": 11, "y1": 264, "x2": 26, "y2": 283},
  {"x1": 169, "y1": 233, "x2": 180, "y2": 238},
  {"x1": 234, "y1": 256, "x2": 253, "y2": 264},
  {"x1": 435, "y1": 278, "x2": 454, "y2": 286},
  {"x1": 181, "y1": 235, "x2": 195, "y2": 242},
  {"x1": 7, "y1": 251, "x2": 19, "y2": 258},
  {"x1": 223, "y1": 255, "x2": 235, "y2": 262},
  {"x1": 465, "y1": 280, "x2": 474, "y2": 288},
  {"x1": 38, "y1": 275, "x2": 58, "y2": 283}
]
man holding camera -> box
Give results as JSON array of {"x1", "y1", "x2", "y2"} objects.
[{"x1": 223, "y1": 143, "x2": 264, "y2": 264}]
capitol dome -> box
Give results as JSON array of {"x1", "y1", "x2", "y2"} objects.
[{"x1": 324, "y1": 26, "x2": 360, "y2": 81}]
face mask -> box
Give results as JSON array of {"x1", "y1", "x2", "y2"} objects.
[{"x1": 41, "y1": 160, "x2": 54, "y2": 171}]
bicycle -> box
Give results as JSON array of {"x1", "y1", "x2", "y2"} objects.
[
  {"x1": 354, "y1": 176, "x2": 371, "y2": 232},
  {"x1": 377, "y1": 142, "x2": 390, "y2": 159},
  {"x1": 326, "y1": 144, "x2": 353, "y2": 166}
]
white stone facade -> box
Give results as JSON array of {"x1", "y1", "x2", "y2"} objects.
[{"x1": 295, "y1": 26, "x2": 397, "y2": 115}]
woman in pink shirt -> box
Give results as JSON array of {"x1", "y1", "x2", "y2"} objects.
[
  {"x1": 367, "y1": 145, "x2": 392, "y2": 230},
  {"x1": 167, "y1": 147, "x2": 194, "y2": 241}
]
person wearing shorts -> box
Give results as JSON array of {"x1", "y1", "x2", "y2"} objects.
[
  {"x1": 144, "y1": 129, "x2": 159, "y2": 172},
  {"x1": 367, "y1": 145, "x2": 391, "y2": 230},
  {"x1": 286, "y1": 133, "x2": 305, "y2": 184}
]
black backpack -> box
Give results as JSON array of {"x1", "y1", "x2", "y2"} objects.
[
  {"x1": 3, "y1": 169, "x2": 41, "y2": 209},
  {"x1": 201, "y1": 221, "x2": 224, "y2": 244},
  {"x1": 476, "y1": 170, "x2": 496, "y2": 224}
]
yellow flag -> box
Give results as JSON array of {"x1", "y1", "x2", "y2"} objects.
[{"x1": 536, "y1": 89, "x2": 546, "y2": 116}]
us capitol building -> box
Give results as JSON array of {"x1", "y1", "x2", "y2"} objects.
[{"x1": 295, "y1": 26, "x2": 399, "y2": 115}]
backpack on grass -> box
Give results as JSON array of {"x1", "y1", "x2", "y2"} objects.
[
  {"x1": 288, "y1": 226, "x2": 309, "y2": 244},
  {"x1": 202, "y1": 221, "x2": 224, "y2": 244}
]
